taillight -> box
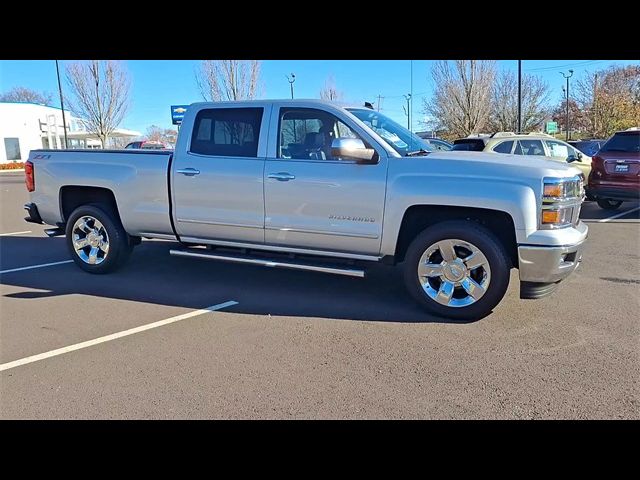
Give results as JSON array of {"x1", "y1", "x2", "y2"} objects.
[{"x1": 25, "y1": 161, "x2": 35, "y2": 192}]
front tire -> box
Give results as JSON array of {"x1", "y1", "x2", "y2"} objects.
[
  {"x1": 65, "y1": 204, "x2": 132, "y2": 274},
  {"x1": 596, "y1": 198, "x2": 622, "y2": 210},
  {"x1": 403, "y1": 220, "x2": 511, "y2": 321}
]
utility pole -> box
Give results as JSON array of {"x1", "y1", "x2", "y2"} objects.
[
  {"x1": 517, "y1": 60, "x2": 522, "y2": 134},
  {"x1": 376, "y1": 94, "x2": 384, "y2": 112},
  {"x1": 55, "y1": 60, "x2": 68, "y2": 149},
  {"x1": 403, "y1": 93, "x2": 412, "y2": 130},
  {"x1": 560, "y1": 70, "x2": 574, "y2": 141},
  {"x1": 286, "y1": 73, "x2": 296, "y2": 99}
]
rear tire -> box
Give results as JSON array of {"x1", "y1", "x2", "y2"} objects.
[
  {"x1": 65, "y1": 204, "x2": 132, "y2": 274},
  {"x1": 402, "y1": 220, "x2": 511, "y2": 321},
  {"x1": 596, "y1": 198, "x2": 622, "y2": 210}
]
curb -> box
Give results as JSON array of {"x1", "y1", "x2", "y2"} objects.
[{"x1": 0, "y1": 169, "x2": 25, "y2": 173}]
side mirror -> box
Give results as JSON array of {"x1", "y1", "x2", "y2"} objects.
[
  {"x1": 567, "y1": 154, "x2": 580, "y2": 163},
  {"x1": 331, "y1": 138, "x2": 377, "y2": 163}
]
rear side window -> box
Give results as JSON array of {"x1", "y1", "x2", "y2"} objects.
[
  {"x1": 600, "y1": 133, "x2": 640, "y2": 153},
  {"x1": 191, "y1": 108, "x2": 263, "y2": 157},
  {"x1": 492, "y1": 141, "x2": 513, "y2": 154},
  {"x1": 514, "y1": 139, "x2": 545, "y2": 156},
  {"x1": 452, "y1": 139, "x2": 485, "y2": 151}
]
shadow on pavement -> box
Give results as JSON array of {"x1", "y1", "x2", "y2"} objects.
[{"x1": 0, "y1": 236, "x2": 474, "y2": 324}]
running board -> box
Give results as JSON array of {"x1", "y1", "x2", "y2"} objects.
[{"x1": 169, "y1": 249, "x2": 365, "y2": 278}]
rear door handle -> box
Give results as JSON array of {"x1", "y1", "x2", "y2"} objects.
[
  {"x1": 267, "y1": 172, "x2": 296, "y2": 181},
  {"x1": 177, "y1": 168, "x2": 200, "y2": 176}
]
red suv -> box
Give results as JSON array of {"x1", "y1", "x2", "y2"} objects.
[{"x1": 588, "y1": 128, "x2": 640, "y2": 210}]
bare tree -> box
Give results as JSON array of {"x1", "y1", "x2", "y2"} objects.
[
  {"x1": 319, "y1": 75, "x2": 344, "y2": 102},
  {"x1": 490, "y1": 71, "x2": 550, "y2": 132},
  {"x1": 423, "y1": 60, "x2": 496, "y2": 139},
  {"x1": 65, "y1": 60, "x2": 131, "y2": 148},
  {"x1": 146, "y1": 125, "x2": 178, "y2": 144},
  {"x1": 575, "y1": 64, "x2": 640, "y2": 137},
  {"x1": 0, "y1": 87, "x2": 53, "y2": 105},
  {"x1": 196, "y1": 60, "x2": 261, "y2": 101}
]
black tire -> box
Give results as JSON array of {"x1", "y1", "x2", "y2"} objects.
[
  {"x1": 65, "y1": 203, "x2": 132, "y2": 274},
  {"x1": 402, "y1": 220, "x2": 511, "y2": 321},
  {"x1": 596, "y1": 198, "x2": 622, "y2": 210}
]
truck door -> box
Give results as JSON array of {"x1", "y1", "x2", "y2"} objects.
[
  {"x1": 171, "y1": 105, "x2": 270, "y2": 244},
  {"x1": 263, "y1": 106, "x2": 388, "y2": 255}
]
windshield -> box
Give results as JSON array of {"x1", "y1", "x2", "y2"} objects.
[
  {"x1": 600, "y1": 133, "x2": 640, "y2": 153},
  {"x1": 347, "y1": 108, "x2": 432, "y2": 155}
]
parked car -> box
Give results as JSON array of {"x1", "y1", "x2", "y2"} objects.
[
  {"x1": 415, "y1": 134, "x2": 453, "y2": 151},
  {"x1": 452, "y1": 132, "x2": 592, "y2": 180},
  {"x1": 569, "y1": 139, "x2": 607, "y2": 157},
  {"x1": 124, "y1": 140, "x2": 171, "y2": 150},
  {"x1": 588, "y1": 128, "x2": 640, "y2": 210},
  {"x1": 23, "y1": 99, "x2": 587, "y2": 321}
]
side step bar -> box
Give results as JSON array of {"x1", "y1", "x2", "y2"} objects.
[{"x1": 169, "y1": 249, "x2": 365, "y2": 278}]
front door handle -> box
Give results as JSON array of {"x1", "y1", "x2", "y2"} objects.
[
  {"x1": 267, "y1": 172, "x2": 296, "y2": 181},
  {"x1": 177, "y1": 168, "x2": 200, "y2": 176}
]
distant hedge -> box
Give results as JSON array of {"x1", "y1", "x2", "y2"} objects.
[{"x1": 0, "y1": 162, "x2": 25, "y2": 170}]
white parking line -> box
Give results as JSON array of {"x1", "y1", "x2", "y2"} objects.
[
  {"x1": 0, "y1": 260, "x2": 74, "y2": 275},
  {"x1": 0, "y1": 230, "x2": 32, "y2": 236},
  {"x1": 598, "y1": 206, "x2": 640, "y2": 223},
  {"x1": 0, "y1": 300, "x2": 239, "y2": 373}
]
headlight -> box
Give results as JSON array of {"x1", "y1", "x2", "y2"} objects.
[{"x1": 540, "y1": 176, "x2": 583, "y2": 229}]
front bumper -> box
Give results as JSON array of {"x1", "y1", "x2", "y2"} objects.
[{"x1": 517, "y1": 237, "x2": 587, "y2": 284}]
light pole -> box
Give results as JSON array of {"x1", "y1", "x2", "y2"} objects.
[
  {"x1": 55, "y1": 60, "x2": 68, "y2": 149},
  {"x1": 286, "y1": 73, "x2": 296, "y2": 99},
  {"x1": 517, "y1": 60, "x2": 522, "y2": 133},
  {"x1": 560, "y1": 70, "x2": 574, "y2": 141},
  {"x1": 403, "y1": 93, "x2": 412, "y2": 130}
]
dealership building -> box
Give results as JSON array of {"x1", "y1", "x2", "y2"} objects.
[{"x1": 0, "y1": 102, "x2": 140, "y2": 164}]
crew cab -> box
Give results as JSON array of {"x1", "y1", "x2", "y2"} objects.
[{"x1": 23, "y1": 99, "x2": 588, "y2": 320}]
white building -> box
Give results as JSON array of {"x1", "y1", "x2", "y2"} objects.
[{"x1": 0, "y1": 102, "x2": 141, "y2": 163}]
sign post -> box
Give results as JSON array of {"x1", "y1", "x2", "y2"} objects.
[{"x1": 171, "y1": 105, "x2": 189, "y2": 126}]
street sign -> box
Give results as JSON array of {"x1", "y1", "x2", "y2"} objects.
[
  {"x1": 171, "y1": 105, "x2": 189, "y2": 125},
  {"x1": 546, "y1": 121, "x2": 558, "y2": 134}
]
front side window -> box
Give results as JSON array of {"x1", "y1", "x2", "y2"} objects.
[
  {"x1": 278, "y1": 108, "x2": 366, "y2": 161},
  {"x1": 545, "y1": 140, "x2": 571, "y2": 158},
  {"x1": 493, "y1": 141, "x2": 514, "y2": 154},
  {"x1": 191, "y1": 107, "x2": 263, "y2": 157},
  {"x1": 514, "y1": 139, "x2": 545, "y2": 156},
  {"x1": 4, "y1": 138, "x2": 21, "y2": 160}
]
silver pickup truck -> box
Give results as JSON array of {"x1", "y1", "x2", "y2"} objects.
[{"x1": 23, "y1": 99, "x2": 588, "y2": 320}]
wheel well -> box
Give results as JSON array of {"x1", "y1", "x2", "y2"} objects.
[
  {"x1": 395, "y1": 205, "x2": 518, "y2": 267},
  {"x1": 59, "y1": 186, "x2": 121, "y2": 224}
]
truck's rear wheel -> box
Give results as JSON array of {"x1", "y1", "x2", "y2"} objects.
[
  {"x1": 65, "y1": 204, "x2": 132, "y2": 274},
  {"x1": 403, "y1": 220, "x2": 511, "y2": 321},
  {"x1": 596, "y1": 198, "x2": 622, "y2": 210}
]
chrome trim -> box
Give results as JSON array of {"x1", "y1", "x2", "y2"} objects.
[
  {"x1": 170, "y1": 249, "x2": 365, "y2": 278},
  {"x1": 518, "y1": 238, "x2": 587, "y2": 283},
  {"x1": 178, "y1": 236, "x2": 382, "y2": 262},
  {"x1": 265, "y1": 226, "x2": 379, "y2": 239},
  {"x1": 178, "y1": 219, "x2": 262, "y2": 229}
]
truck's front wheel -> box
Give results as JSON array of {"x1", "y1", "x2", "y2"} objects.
[
  {"x1": 65, "y1": 204, "x2": 132, "y2": 274},
  {"x1": 403, "y1": 220, "x2": 511, "y2": 321}
]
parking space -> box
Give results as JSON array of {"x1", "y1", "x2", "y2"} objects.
[{"x1": 1, "y1": 171, "x2": 639, "y2": 419}]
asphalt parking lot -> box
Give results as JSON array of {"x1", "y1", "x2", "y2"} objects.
[{"x1": 1, "y1": 170, "x2": 638, "y2": 419}]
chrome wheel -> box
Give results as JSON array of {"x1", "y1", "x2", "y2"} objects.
[
  {"x1": 417, "y1": 238, "x2": 491, "y2": 308},
  {"x1": 71, "y1": 216, "x2": 110, "y2": 265}
]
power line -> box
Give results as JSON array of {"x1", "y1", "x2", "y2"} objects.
[{"x1": 524, "y1": 60, "x2": 604, "y2": 72}]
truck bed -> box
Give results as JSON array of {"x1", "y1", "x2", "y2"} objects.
[{"x1": 27, "y1": 149, "x2": 176, "y2": 238}]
